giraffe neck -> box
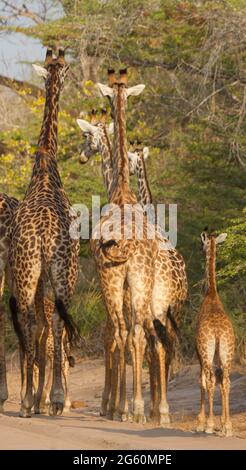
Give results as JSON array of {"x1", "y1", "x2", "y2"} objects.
[
  {"x1": 111, "y1": 88, "x2": 135, "y2": 203},
  {"x1": 28, "y1": 73, "x2": 63, "y2": 191},
  {"x1": 206, "y1": 238, "x2": 217, "y2": 296},
  {"x1": 98, "y1": 126, "x2": 114, "y2": 200},
  {"x1": 136, "y1": 156, "x2": 152, "y2": 207},
  {"x1": 38, "y1": 73, "x2": 60, "y2": 158}
]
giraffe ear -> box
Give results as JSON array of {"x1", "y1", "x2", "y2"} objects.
[
  {"x1": 143, "y1": 147, "x2": 149, "y2": 160},
  {"x1": 126, "y1": 84, "x2": 145, "y2": 97},
  {"x1": 200, "y1": 231, "x2": 208, "y2": 243},
  {"x1": 108, "y1": 122, "x2": 114, "y2": 135},
  {"x1": 97, "y1": 83, "x2": 114, "y2": 98},
  {"x1": 76, "y1": 119, "x2": 98, "y2": 135},
  {"x1": 127, "y1": 151, "x2": 138, "y2": 174},
  {"x1": 32, "y1": 64, "x2": 48, "y2": 79},
  {"x1": 215, "y1": 233, "x2": 227, "y2": 245}
]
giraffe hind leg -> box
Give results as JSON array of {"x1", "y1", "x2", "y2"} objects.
[
  {"x1": 196, "y1": 369, "x2": 206, "y2": 432},
  {"x1": 219, "y1": 337, "x2": 234, "y2": 436},
  {"x1": 49, "y1": 285, "x2": 78, "y2": 416}
]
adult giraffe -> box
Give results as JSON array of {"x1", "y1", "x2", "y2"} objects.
[
  {"x1": 77, "y1": 107, "x2": 187, "y2": 425},
  {"x1": 89, "y1": 70, "x2": 160, "y2": 423},
  {"x1": 8, "y1": 48, "x2": 79, "y2": 418}
]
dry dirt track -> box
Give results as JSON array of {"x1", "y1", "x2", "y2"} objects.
[{"x1": 0, "y1": 357, "x2": 246, "y2": 450}]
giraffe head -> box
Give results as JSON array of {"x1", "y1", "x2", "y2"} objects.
[
  {"x1": 32, "y1": 48, "x2": 69, "y2": 93},
  {"x1": 200, "y1": 227, "x2": 227, "y2": 255},
  {"x1": 77, "y1": 110, "x2": 149, "y2": 171},
  {"x1": 77, "y1": 109, "x2": 108, "y2": 163},
  {"x1": 97, "y1": 68, "x2": 145, "y2": 116},
  {"x1": 128, "y1": 140, "x2": 149, "y2": 176}
]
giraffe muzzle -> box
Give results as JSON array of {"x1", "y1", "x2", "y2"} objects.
[{"x1": 79, "y1": 153, "x2": 89, "y2": 164}]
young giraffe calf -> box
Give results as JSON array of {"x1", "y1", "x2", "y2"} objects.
[{"x1": 196, "y1": 227, "x2": 235, "y2": 436}]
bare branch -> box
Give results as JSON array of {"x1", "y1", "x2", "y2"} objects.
[
  {"x1": 0, "y1": 74, "x2": 44, "y2": 98},
  {"x1": 184, "y1": 80, "x2": 239, "y2": 120},
  {"x1": 0, "y1": 1, "x2": 44, "y2": 24}
]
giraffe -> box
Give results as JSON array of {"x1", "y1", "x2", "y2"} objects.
[
  {"x1": 78, "y1": 109, "x2": 138, "y2": 418},
  {"x1": 196, "y1": 227, "x2": 235, "y2": 436},
  {"x1": 89, "y1": 69, "x2": 161, "y2": 424},
  {"x1": 0, "y1": 193, "x2": 74, "y2": 414},
  {"x1": 0, "y1": 193, "x2": 18, "y2": 412},
  {"x1": 126, "y1": 141, "x2": 188, "y2": 422},
  {"x1": 78, "y1": 109, "x2": 115, "y2": 200},
  {"x1": 8, "y1": 48, "x2": 79, "y2": 418},
  {"x1": 77, "y1": 108, "x2": 187, "y2": 425}
]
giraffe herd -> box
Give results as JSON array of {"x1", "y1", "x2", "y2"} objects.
[{"x1": 0, "y1": 49, "x2": 236, "y2": 437}]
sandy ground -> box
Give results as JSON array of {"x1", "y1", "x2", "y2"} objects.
[{"x1": 0, "y1": 356, "x2": 246, "y2": 450}]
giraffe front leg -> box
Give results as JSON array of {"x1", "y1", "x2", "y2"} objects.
[
  {"x1": 49, "y1": 311, "x2": 64, "y2": 416},
  {"x1": 19, "y1": 310, "x2": 37, "y2": 418},
  {"x1": 117, "y1": 326, "x2": 129, "y2": 422},
  {"x1": 100, "y1": 317, "x2": 114, "y2": 417},
  {"x1": 41, "y1": 357, "x2": 53, "y2": 413},
  {"x1": 155, "y1": 341, "x2": 170, "y2": 426},
  {"x1": 34, "y1": 282, "x2": 48, "y2": 414},
  {"x1": 148, "y1": 349, "x2": 160, "y2": 424},
  {"x1": 107, "y1": 345, "x2": 119, "y2": 420},
  {"x1": 132, "y1": 323, "x2": 146, "y2": 424},
  {"x1": 63, "y1": 353, "x2": 71, "y2": 413}
]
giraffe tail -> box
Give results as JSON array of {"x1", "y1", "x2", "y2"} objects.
[
  {"x1": 153, "y1": 318, "x2": 173, "y2": 357},
  {"x1": 68, "y1": 355, "x2": 75, "y2": 367},
  {"x1": 9, "y1": 296, "x2": 25, "y2": 352},
  {"x1": 55, "y1": 298, "x2": 81, "y2": 348},
  {"x1": 166, "y1": 307, "x2": 181, "y2": 342},
  {"x1": 99, "y1": 239, "x2": 129, "y2": 264}
]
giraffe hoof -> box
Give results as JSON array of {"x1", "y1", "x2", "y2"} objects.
[
  {"x1": 49, "y1": 402, "x2": 64, "y2": 416},
  {"x1": 148, "y1": 410, "x2": 160, "y2": 425},
  {"x1": 221, "y1": 425, "x2": 233, "y2": 437},
  {"x1": 205, "y1": 426, "x2": 214, "y2": 434},
  {"x1": 120, "y1": 412, "x2": 128, "y2": 422},
  {"x1": 19, "y1": 408, "x2": 32, "y2": 418},
  {"x1": 159, "y1": 413, "x2": 171, "y2": 427},
  {"x1": 100, "y1": 402, "x2": 108, "y2": 416},
  {"x1": 39, "y1": 406, "x2": 48, "y2": 414},
  {"x1": 112, "y1": 410, "x2": 129, "y2": 422},
  {"x1": 128, "y1": 413, "x2": 134, "y2": 423},
  {"x1": 196, "y1": 424, "x2": 205, "y2": 432},
  {"x1": 133, "y1": 413, "x2": 146, "y2": 424},
  {"x1": 63, "y1": 406, "x2": 71, "y2": 414},
  {"x1": 106, "y1": 410, "x2": 115, "y2": 420}
]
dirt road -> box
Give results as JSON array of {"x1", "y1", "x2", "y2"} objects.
[{"x1": 0, "y1": 357, "x2": 245, "y2": 450}]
